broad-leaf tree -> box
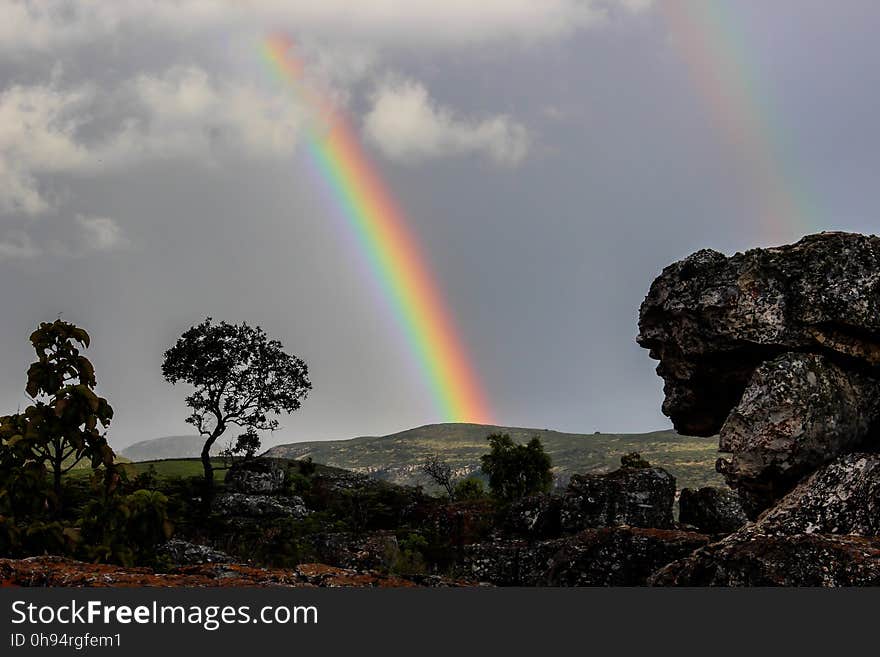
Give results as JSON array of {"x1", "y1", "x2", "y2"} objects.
[
  {"x1": 161, "y1": 318, "x2": 311, "y2": 492},
  {"x1": 0, "y1": 320, "x2": 115, "y2": 507},
  {"x1": 480, "y1": 433, "x2": 553, "y2": 501}
]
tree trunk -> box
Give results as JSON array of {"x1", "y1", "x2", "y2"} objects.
[
  {"x1": 201, "y1": 428, "x2": 224, "y2": 499},
  {"x1": 52, "y1": 460, "x2": 63, "y2": 513}
]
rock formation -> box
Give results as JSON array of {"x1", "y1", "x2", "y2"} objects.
[
  {"x1": 638, "y1": 232, "x2": 880, "y2": 513},
  {"x1": 678, "y1": 486, "x2": 747, "y2": 535}
]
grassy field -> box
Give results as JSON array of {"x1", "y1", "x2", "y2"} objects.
[{"x1": 264, "y1": 423, "x2": 724, "y2": 491}]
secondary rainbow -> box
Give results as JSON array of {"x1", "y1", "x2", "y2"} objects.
[
  {"x1": 662, "y1": 1, "x2": 819, "y2": 243},
  {"x1": 262, "y1": 34, "x2": 492, "y2": 424}
]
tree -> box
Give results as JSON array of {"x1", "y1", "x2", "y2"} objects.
[
  {"x1": 0, "y1": 320, "x2": 115, "y2": 507},
  {"x1": 420, "y1": 454, "x2": 455, "y2": 499},
  {"x1": 479, "y1": 433, "x2": 553, "y2": 501},
  {"x1": 161, "y1": 318, "x2": 311, "y2": 493},
  {"x1": 452, "y1": 477, "x2": 486, "y2": 501}
]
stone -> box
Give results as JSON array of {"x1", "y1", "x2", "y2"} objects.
[
  {"x1": 462, "y1": 527, "x2": 708, "y2": 586},
  {"x1": 224, "y1": 458, "x2": 287, "y2": 494},
  {"x1": 717, "y1": 352, "x2": 880, "y2": 514},
  {"x1": 560, "y1": 455, "x2": 676, "y2": 531},
  {"x1": 308, "y1": 531, "x2": 400, "y2": 571},
  {"x1": 678, "y1": 487, "x2": 748, "y2": 535},
  {"x1": 637, "y1": 232, "x2": 880, "y2": 437},
  {"x1": 157, "y1": 539, "x2": 233, "y2": 565},
  {"x1": 650, "y1": 529, "x2": 880, "y2": 586},
  {"x1": 755, "y1": 453, "x2": 880, "y2": 537},
  {"x1": 212, "y1": 492, "x2": 309, "y2": 518}
]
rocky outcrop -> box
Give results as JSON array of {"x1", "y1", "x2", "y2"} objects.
[
  {"x1": 755, "y1": 452, "x2": 880, "y2": 537},
  {"x1": 463, "y1": 527, "x2": 708, "y2": 586},
  {"x1": 225, "y1": 459, "x2": 287, "y2": 494},
  {"x1": 157, "y1": 539, "x2": 233, "y2": 565},
  {"x1": 561, "y1": 455, "x2": 676, "y2": 531},
  {"x1": 717, "y1": 353, "x2": 880, "y2": 513},
  {"x1": 638, "y1": 232, "x2": 880, "y2": 513},
  {"x1": 504, "y1": 454, "x2": 676, "y2": 538},
  {"x1": 0, "y1": 556, "x2": 470, "y2": 587},
  {"x1": 308, "y1": 531, "x2": 400, "y2": 571},
  {"x1": 678, "y1": 487, "x2": 747, "y2": 535},
  {"x1": 212, "y1": 492, "x2": 309, "y2": 518},
  {"x1": 650, "y1": 530, "x2": 880, "y2": 586}
]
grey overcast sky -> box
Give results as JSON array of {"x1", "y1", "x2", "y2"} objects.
[{"x1": 1, "y1": 1, "x2": 878, "y2": 450}]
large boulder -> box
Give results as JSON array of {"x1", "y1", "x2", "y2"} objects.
[
  {"x1": 212, "y1": 492, "x2": 309, "y2": 518},
  {"x1": 560, "y1": 454, "x2": 676, "y2": 531},
  {"x1": 650, "y1": 529, "x2": 880, "y2": 586},
  {"x1": 717, "y1": 352, "x2": 880, "y2": 514},
  {"x1": 462, "y1": 527, "x2": 709, "y2": 586},
  {"x1": 157, "y1": 539, "x2": 233, "y2": 565},
  {"x1": 225, "y1": 459, "x2": 287, "y2": 494},
  {"x1": 637, "y1": 232, "x2": 880, "y2": 437},
  {"x1": 678, "y1": 487, "x2": 747, "y2": 535},
  {"x1": 755, "y1": 452, "x2": 880, "y2": 537},
  {"x1": 638, "y1": 232, "x2": 880, "y2": 513}
]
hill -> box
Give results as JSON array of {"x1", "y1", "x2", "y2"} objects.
[
  {"x1": 119, "y1": 435, "x2": 223, "y2": 461},
  {"x1": 263, "y1": 423, "x2": 723, "y2": 491}
]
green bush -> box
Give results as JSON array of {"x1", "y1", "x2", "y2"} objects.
[{"x1": 453, "y1": 477, "x2": 486, "y2": 501}]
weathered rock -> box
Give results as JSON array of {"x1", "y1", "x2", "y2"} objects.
[
  {"x1": 650, "y1": 529, "x2": 880, "y2": 586},
  {"x1": 561, "y1": 455, "x2": 676, "y2": 531},
  {"x1": 225, "y1": 459, "x2": 287, "y2": 494},
  {"x1": 717, "y1": 352, "x2": 880, "y2": 514},
  {"x1": 505, "y1": 494, "x2": 563, "y2": 538},
  {"x1": 462, "y1": 527, "x2": 709, "y2": 586},
  {"x1": 637, "y1": 232, "x2": 880, "y2": 437},
  {"x1": 309, "y1": 531, "x2": 400, "y2": 571},
  {"x1": 157, "y1": 539, "x2": 233, "y2": 565},
  {"x1": 755, "y1": 453, "x2": 880, "y2": 536},
  {"x1": 0, "y1": 555, "x2": 472, "y2": 587},
  {"x1": 678, "y1": 487, "x2": 748, "y2": 535},
  {"x1": 212, "y1": 493, "x2": 309, "y2": 518}
]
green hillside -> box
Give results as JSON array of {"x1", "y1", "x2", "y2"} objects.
[{"x1": 263, "y1": 423, "x2": 723, "y2": 491}]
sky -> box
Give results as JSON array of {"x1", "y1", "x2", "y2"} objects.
[{"x1": 0, "y1": 1, "x2": 879, "y2": 450}]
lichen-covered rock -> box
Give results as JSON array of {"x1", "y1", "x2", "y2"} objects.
[
  {"x1": 716, "y1": 353, "x2": 880, "y2": 514},
  {"x1": 561, "y1": 455, "x2": 676, "y2": 531},
  {"x1": 678, "y1": 487, "x2": 747, "y2": 535},
  {"x1": 308, "y1": 531, "x2": 400, "y2": 571},
  {"x1": 637, "y1": 232, "x2": 880, "y2": 437},
  {"x1": 755, "y1": 453, "x2": 880, "y2": 536},
  {"x1": 650, "y1": 529, "x2": 880, "y2": 586},
  {"x1": 157, "y1": 539, "x2": 234, "y2": 565},
  {"x1": 225, "y1": 459, "x2": 287, "y2": 494},
  {"x1": 212, "y1": 493, "x2": 309, "y2": 518},
  {"x1": 462, "y1": 527, "x2": 708, "y2": 586},
  {"x1": 505, "y1": 494, "x2": 563, "y2": 538}
]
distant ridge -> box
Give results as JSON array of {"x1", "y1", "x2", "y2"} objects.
[
  {"x1": 119, "y1": 435, "x2": 223, "y2": 462},
  {"x1": 263, "y1": 423, "x2": 723, "y2": 491}
]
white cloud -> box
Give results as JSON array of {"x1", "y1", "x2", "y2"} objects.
[
  {"x1": 76, "y1": 215, "x2": 127, "y2": 252},
  {"x1": 364, "y1": 79, "x2": 529, "y2": 166},
  {"x1": 0, "y1": 0, "x2": 654, "y2": 52}
]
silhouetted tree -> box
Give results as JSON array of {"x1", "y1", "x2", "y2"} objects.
[
  {"x1": 480, "y1": 433, "x2": 552, "y2": 501},
  {"x1": 162, "y1": 318, "x2": 311, "y2": 493},
  {"x1": 420, "y1": 454, "x2": 455, "y2": 499},
  {"x1": 0, "y1": 320, "x2": 115, "y2": 508}
]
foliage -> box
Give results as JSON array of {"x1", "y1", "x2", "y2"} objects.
[
  {"x1": 0, "y1": 320, "x2": 115, "y2": 506},
  {"x1": 452, "y1": 477, "x2": 486, "y2": 501},
  {"x1": 79, "y1": 485, "x2": 172, "y2": 566},
  {"x1": 480, "y1": 434, "x2": 553, "y2": 502},
  {"x1": 161, "y1": 317, "x2": 311, "y2": 490},
  {"x1": 393, "y1": 532, "x2": 428, "y2": 574}
]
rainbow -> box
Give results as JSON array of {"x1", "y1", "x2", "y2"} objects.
[
  {"x1": 661, "y1": 1, "x2": 817, "y2": 243},
  {"x1": 262, "y1": 34, "x2": 492, "y2": 424}
]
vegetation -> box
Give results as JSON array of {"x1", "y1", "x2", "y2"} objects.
[
  {"x1": 420, "y1": 454, "x2": 455, "y2": 499},
  {"x1": 480, "y1": 433, "x2": 553, "y2": 501},
  {"x1": 264, "y1": 423, "x2": 725, "y2": 491},
  {"x1": 161, "y1": 317, "x2": 311, "y2": 493},
  {"x1": 0, "y1": 320, "x2": 115, "y2": 507}
]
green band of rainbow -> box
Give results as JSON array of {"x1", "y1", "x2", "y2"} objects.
[{"x1": 263, "y1": 34, "x2": 492, "y2": 424}]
